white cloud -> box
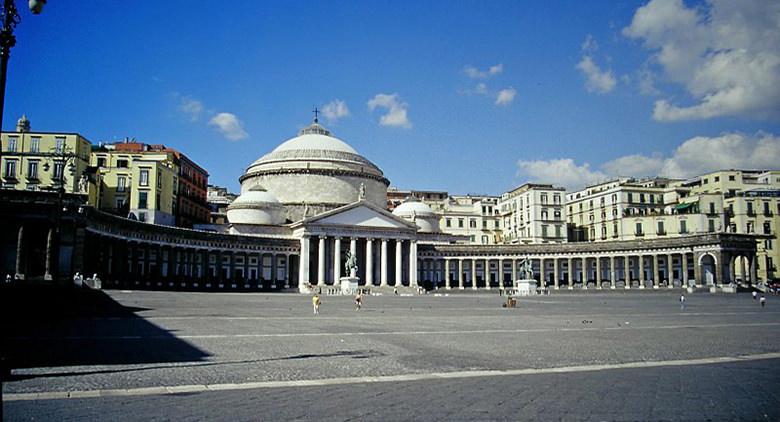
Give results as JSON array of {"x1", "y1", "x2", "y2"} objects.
[
  {"x1": 177, "y1": 95, "x2": 204, "y2": 121},
  {"x1": 464, "y1": 63, "x2": 503, "y2": 79},
  {"x1": 321, "y1": 99, "x2": 350, "y2": 123},
  {"x1": 475, "y1": 82, "x2": 488, "y2": 95},
  {"x1": 208, "y1": 112, "x2": 248, "y2": 141},
  {"x1": 623, "y1": 0, "x2": 780, "y2": 121},
  {"x1": 581, "y1": 34, "x2": 599, "y2": 53},
  {"x1": 518, "y1": 132, "x2": 780, "y2": 189},
  {"x1": 517, "y1": 159, "x2": 607, "y2": 190},
  {"x1": 576, "y1": 55, "x2": 616, "y2": 94},
  {"x1": 367, "y1": 93, "x2": 411, "y2": 128},
  {"x1": 495, "y1": 87, "x2": 517, "y2": 106}
]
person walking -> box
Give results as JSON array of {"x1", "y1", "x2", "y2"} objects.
[
  {"x1": 312, "y1": 294, "x2": 321, "y2": 315},
  {"x1": 679, "y1": 294, "x2": 686, "y2": 311},
  {"x1": 760, "y1": 294, "x2": 766, "y2": 308},
  {"x1": 753, "y1": 291, "x2": 758, "y2": 301},
  {"x1": 354, "y1": 291, "x2": 363, "y2": 311}
]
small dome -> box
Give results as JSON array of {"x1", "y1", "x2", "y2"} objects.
[
  {"x1": 227, "y1": 186, "x2": 285, "y2": 225},
  {"x1": 392, "y1": 198, "x2": 436, "y2": 217},
  {"x1": 272, "y1": 126, "x2": 358, "y2": 154}
]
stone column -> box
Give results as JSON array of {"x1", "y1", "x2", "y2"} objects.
[
  {"x1": 298, "y1": 236, "x2": 310, "y2": 289},
  {"x1": 667, "y1": 254, "x2": 674, "y2": 288},
  {"x1": 395, "y1": 239, "x2": 403, "y2": 286},
  {"x1": 458, "y1": 259, "x2": 464, "y2": 289},
  {"x1": 270, "y1": 253, "x2": 278, "y2": 288},
  {"x1": 638, "y1": 255, "x2": 645, "y2": 289},
  {"x1": 553, "y1": 258, "x2": 559, "y2": 289},
  {"x1": 497, "y1": 258, "x2": 503, "y2": 289},
  {"x1": 609, "y1": 256, "x2": 616, "y2": 289},
  {"x1": 539, "y1": 258, "x2": 546, "y2": 288},
  {"x1": 445, "y1": 259, "x2": 451, "y2": 289},
  {"x1": 581, "y1": 257, "x2": 588, "y2": 289},
  {"x1": 333, "y1": 237, "x2": 342, "y2": 284},
  {"x1": 682, "y1": 253, "x2": 689, "y2": 287},
  {"x1": 729, "y1": 256, "x2": 736, "y2": 284},
  {"x1": 409, "y1": 240, "x2": 418, "y2": 287},
  {"x1": 693, "y1": 253, "x2": 702, "y2": 287},
  {"x1": 625, "y1": 255, "x2": 631, "y2": 289},
  {"x1": 749, "y1": 255, "x2": 758, "y2": 284},
  {"x1": 484, "y1": 258, "x2": 491, "y2": 289},
  {"x1": 471, "y1": 258, "x2": 477, "y2": 290},
  {"x1": 366, "y1": 238, "x2": 374, "y2": 286},
  {"x1": 513, "y1": 259, "x2": 519, "y2": 281},
  {"x1": 317, "y1": 236, "x2": 326, "y2": 286},
  {"x1": 15, "y1": 225, "x2": 24, "y2": 280},
  {"x1": 595, "y1": 256, "x2": 602, "y2": 289},
  {"x1": 44, "y1": 227, "x2": 55, "y2": 281},
  {"x1": 714, "y1": 251, "x2": 724, "y2": 286},
  {"x1": 380, "y1": 239, "x2": 388, "y2": 286},
  {"x1": 567, "y1": 257, "x2": 574, "y2": 289},
  {"x1": 652, "y1": 255, "x2": 660, "y2": 289}
]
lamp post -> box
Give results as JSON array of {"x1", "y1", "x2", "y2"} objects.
[
  {"x1": 0, "y1": 0, "x2": 45, "y2": 161},
  {"x1": 42, "y1": 146, "x2": 77, "y2": 283}
]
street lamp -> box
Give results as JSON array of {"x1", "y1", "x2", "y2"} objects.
[
  {"x1": 0, "y1": 0, "x2": 46, "y2": 162},
  {"x1": 41, "y1": 146, "x2": 78, "y2": 283}
]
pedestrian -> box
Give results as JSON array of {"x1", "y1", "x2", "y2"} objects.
[
  {"x1": 312, "y1": 294, "x2": 321, "y2": 315},
  {"x1": 354, "y1": 291, "x2": 362, "y2": 311},
  {"x1": 393, "y1": 286, "x2": 398, "y2": 295},
  {"x1": 679, "y1": 294, "x2": 686, "y2": 311},
  {"x1": 760, "y1": 295, "x2": 766, "y2": 308},
  {"x1": 753, "y1": 291, "x2": 757, "y2": 300}
]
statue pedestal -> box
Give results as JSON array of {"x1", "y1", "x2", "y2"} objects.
[{"x1": 340, "y1": 276, "x2": 360, "y2": 294}]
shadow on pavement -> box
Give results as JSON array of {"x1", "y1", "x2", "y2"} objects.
[{"x1": 0, "y1": 285, "x2": 211, "y2": 378}]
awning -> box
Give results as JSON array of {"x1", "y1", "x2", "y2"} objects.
[{"x1": 675, "y1": 202, "x2": 695, "y2": 211}]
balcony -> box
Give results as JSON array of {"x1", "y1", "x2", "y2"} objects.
[
  {"x1": 764, "y1": 211, "x2": 774, "y2": 217},
  {"x1": 657, "y1": 230, "x2": 667, "y2": 236},
  {"x1": 747, "y1": 210, "x2": 756, "y2": 217},
  {"x1": 634, "y1": 232, "x2": 644, "y2": 237}
]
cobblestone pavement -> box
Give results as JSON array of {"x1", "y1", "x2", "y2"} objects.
[{"x1": 4, "y1": 290, "x2": 780, "y2": 420}]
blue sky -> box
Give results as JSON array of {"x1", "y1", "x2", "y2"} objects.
[{"x1": 6, "y1": 0, "x2": 780, "y2": 194}]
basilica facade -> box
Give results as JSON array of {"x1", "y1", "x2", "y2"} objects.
[{"x1": 0, "y1": 119, "x2": 762, "y2": 293}]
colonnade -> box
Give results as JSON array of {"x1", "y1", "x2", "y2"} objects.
[
  {"x1": 298, "y1": 235, "x2": 417, "y2": 289},
  {"x1": 418, "y1": 250, "x2": 759, "y2": 290}
]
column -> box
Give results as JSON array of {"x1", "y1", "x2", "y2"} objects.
[
  {"x1": 333, "y1": 237, "x2": 341, "y2": 284},
  {"x1": 539, "y1": 258, "x2": 546, "y2": 288},
  {"x1": 471, "y1": 258, "x2": 477, "y2": 290},
  {"x1": 714, "y1": 251, "x2": 724, "y2": 286},
  {"x1": 749, "y1": 255, "x2": 758, "y2": 284},
  {"x1": 553, "y1": 258, "x2": 559, "y2": 290},
  {"x1": 395, "y1": 239, "x2": 403, "y2": 286},
  {"x1": 595, "y1": 257, "x2": 602, "y2": 289},
  {"x1": 44, "y1": 227, "x2": 55, "y2": 280},
  {"x1": 625, "y1": 255, "x2": 631, "y2": 289},
  {"x1": 380, "y1": 239, "x2": 388, "y2": 286},
  {"x1": 15, "y1": 225, "x2": 24, "y2": 280},
  {"x1": 484, "y1": 258, "x2": 491, "y2": 289},
  {"x1": 652, "y1": 255, "x2": 660, "y2": 289},
  {"x1": 298, "y1": 236, "x2": 310, "y2": 289},
  {"x1": 609, "y1": 256, "x2": 616, "y2": 289},
  {"x1": 409, "y1": 240, "x2": 418, "y2": 287},
  {"x1": 682, "y1": 253, "x2": 689, "y2": 287},
  {"x1": 693, "y1": 253, "x2": 702, "y2": 287},
  {"x1": 513, "y1": 259, "x2": 519, "y2": 281},
  {"x1": 366, "y1": 238, "x2": 374, "y2": 286},
  {"x1": 458, "y1": 259, "x2": 464, "y2": 289},
  {"x1": 567, "y1": 257, "x2": 574, "y2": 289},
  {"x1": 581, "y1": 257, "x2": 588, "y2": 289},
  {"x1": 667, "y1": 254, "x2": 674, "y2": 288},
  {"x1": 740, "y1": 256, "x2": 747, "y2": 283},
  {"x1": 638, "y1": 255, "x2": 645, "y2": 288},
  {"x1": 445, "y1": 259, "x2": 451, "y2": 289},
  {"x1": 270, "y1": 253, "x2": 278, "y2": 288},
  {"x1": 729, "y1": 256, "x2": 736, "y2": 284},
  {"x1": 317, "y1": 236, "x2": 326, "y2": 286}
]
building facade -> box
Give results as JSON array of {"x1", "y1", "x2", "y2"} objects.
[{"x1": 499, "y1": 183, "x2": 566, "y2": 244}]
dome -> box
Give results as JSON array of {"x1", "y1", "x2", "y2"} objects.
[
  {"x1": 239, "y1": 120, "x2": 390, "y2": 222},
  {"x1": 227, "y1": 186, "x2": 286, "y2": 225},
  {"x1": 392, "y1": 198, "x2": 440, "y2": 233},
  {"x1": 392, "y1": 199, "x2": 436, "y2": 217}
]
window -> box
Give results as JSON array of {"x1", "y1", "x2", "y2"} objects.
[
  {"x1": 4, "y1": 160, "x2": 17, "y2": 178},
  {"x1": 649, "y1": 195, "x2": 654, "y2": 204},
  {"x1": 139, "y1": 169, "x2": 150, "y2": 187},
  {"x1": 458, "y1": 218, "x2": 464, "y2": 228},
  {"x1": 138, "y1": 212, "x2": 147, "y2": 222},
  {"x1": 766, "y1": 240, "x2": 773, "y2": 251},
  {"x1": 639, "y1": 193, "x2": 645, "y2": 203},
  {"x1": 97, "y1": 157, "x2": 106, "y2": 167},
  {"x1": 729, "y1": 175, "x2": 735, "y2": 181},
  {"x1": 494, "y1": 220, "x2": 499, "y2": 229},
  {"x1": 482, "y1": 220, "x2": 487, "y2": 229},
  {"x1": 601, "y1": 226, "x2": 607, "y2": 238},
  {"x1": 53, "y1": 162, "x2": 64, "y2": 180},
  {"x1": 657, "y1": 221, "x2": 665, "y2": 235},
  {"x1": 30, "y1": 137, "x2": 40, "y2": 153},
  {"x1": 747, "y1": 202, "x2": 754, "y2": 215},
  {"x1": 708, "y1": 219, "x2": 716, "y2": 232},
  {"x1": 117, "y1": 176, "x2": 127, "y2": 192},
  {"x1": 446, "y1": 218, "x2": 451, "y2": 228},
  {"x1": 635, "y1": 222, "x2": 643, "y2": 235},
  {"x1": 156, "y1": 193, "x2": 161, "y2": 210},
  {"x1": 542, "y1": 225, "x2": 548, "y2": 238},
  {"x1": 469, "y1": 219, "x2": 477, "y2": 228},
  {"x1": 7, "y1": 137, "x2": 17, "y2": 152},
  {"x1": 628, "y1": 193, "x2": 633, "y2": 203},
  {"x1": 138, "y1": 192, "x2": 148, "y2": 209},
  {"x1": 613, "y1": 223, "x2": 618, "y2": 236},
  {"x1": 117, "y1": 159, "x2": 129, "y2": 168},
  {"x1": 555, "y1": 225, "x2": 562, "y2": 238},
  {"x1": 680, "y1": 220, "x2": 687, "y2": 234},
  {"x1": 541, "y1": 209, "x2": 549, "y2": 220},
  {"x1": 157, "y1": 174, "x2": 162, "y2": 189},
  {"x1": 709, "y1": 202, "x2": 716, "y2": 214},
  {"x1": 541, "y1": 194, "x2": 548, "y2": 204},
  {"x1": 703, "y1": 178, "x2": 708, "y2": 184},
  {"x1": 763, "y1": 222, "x2": 771, "y2": 234},
  {"x1": 764, "y1": 202, "x2": 771, "y2": 216},
  {"x1": 55, "y1": 137, "x2": 65, "y2": 153},
  {"x1": 714, "y1": 176, "x2": 720, "y2": 182},
  {"x1": 553, "y1": 195, "x2": 560, "y2": 204},
  {"x1": 116, "y1": 199, "x2": 125, "y2": 209},
  {"x1": 27, "y1": 161, "x2": 38, "y2": 179}
]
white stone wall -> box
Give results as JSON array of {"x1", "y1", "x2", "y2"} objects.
[
  {"x1": 242, "y1": 173, "x2": 387, "y2": 210},
  {"x1": 226, "y1": 207, "x2": 285, "y2": 225}
]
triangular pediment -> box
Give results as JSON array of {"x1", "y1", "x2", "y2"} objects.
[{"x1": 295, "y1": 201, "x2": 417, "y2": 230}]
